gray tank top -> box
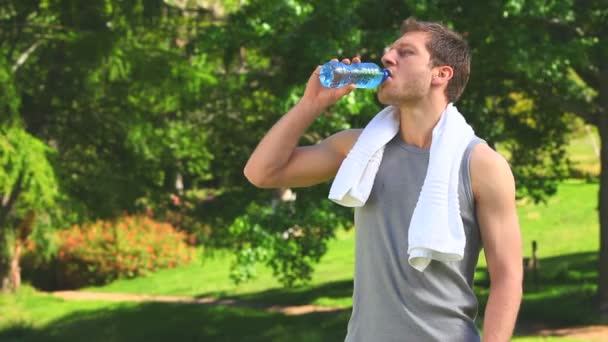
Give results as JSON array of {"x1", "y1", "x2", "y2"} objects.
[{"x1": 345, "y1": 135, "x2": 485, "y2": 342}]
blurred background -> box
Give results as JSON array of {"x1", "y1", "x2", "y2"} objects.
[{"x1": 0, "y1": 0, "x2": 606, "y2": 341}]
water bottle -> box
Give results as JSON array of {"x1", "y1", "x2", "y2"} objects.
[{"x1": 319, "y1": 61, "x2": 389, "y2": 89}]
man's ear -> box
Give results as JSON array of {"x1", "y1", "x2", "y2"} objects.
[{"x1": 431, "y1": 65, "x2": 453, "y2": 85}]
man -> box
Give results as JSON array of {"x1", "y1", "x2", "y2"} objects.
[{"x1": 244, "y1": 18, "x2": 522, "y2": 342}]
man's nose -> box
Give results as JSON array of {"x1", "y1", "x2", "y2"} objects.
[{"x1": 381, "y1": 49, "x2": 396, "y2": 67}]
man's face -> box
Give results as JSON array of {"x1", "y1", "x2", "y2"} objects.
[{"x1": 377, "y1": 31, "x2": 435, "y2": 106}]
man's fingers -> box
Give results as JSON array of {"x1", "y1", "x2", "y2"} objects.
[
  {"x1": 327, "y1": 56, "x2": 360, "y2": 65},
  {"x1": 340, "y1": 84, "x2": 356, "y2": 96}
]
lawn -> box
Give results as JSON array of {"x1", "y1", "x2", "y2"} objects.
[
  {"x1": 0, "y1": 128, "x2": 604, "y2": 341},
  {"x1": 1, "y1": 180, "x2": 603, "y2": 341},
  {"x1": 0, "y1": 283, "x2": 598, "y2": 342}
]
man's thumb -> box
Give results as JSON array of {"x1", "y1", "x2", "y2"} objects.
[{"x1": 344, "y1": 84, "x2": 356, "y2": 95}]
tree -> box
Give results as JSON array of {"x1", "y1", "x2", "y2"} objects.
[
  {"x1": 204, "y1": 0, "x2": 607, "y2": 301},
  {"x1": 0, "y1": 0, "x2": 219, "y2": 291},
  {"x1": 438, "y1": 0, "x2": 606, "y2": 314},
  {"x1": 495, "y1": 0, "x2": 608, "y2": 314},
  {"x1": 0, "y1": 125, "x2": 58, "y2": 292},
  {"x1": 0, "y1": 56, "x2": 58, "y2": 291}
]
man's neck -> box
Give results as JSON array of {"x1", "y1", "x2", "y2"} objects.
[{"x1": 398, "y1": 98, "x2": 449, "y2": 149}]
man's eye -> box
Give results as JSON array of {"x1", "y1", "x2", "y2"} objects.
[{"x1": 398, "y1": 49, "x2": 413, "y2": 57}]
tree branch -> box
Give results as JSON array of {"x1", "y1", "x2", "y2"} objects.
[
  {"x1": 573, "y1": 65, "x2": 601, "y2": 91},
  {"x1": 561, "y1": 101, "x2": 599, "y2": 126},
  {"x1": 12, "y1": 40, "x2": 41, "y2": 72}
]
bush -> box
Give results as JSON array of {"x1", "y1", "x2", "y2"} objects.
[{"x1": 55, "y1": 215, "x2": 194, "y2": 288}]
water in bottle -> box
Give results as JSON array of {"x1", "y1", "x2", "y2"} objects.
[{"x1": 319, "y1": 61, "x2": 389, "y2": 89}]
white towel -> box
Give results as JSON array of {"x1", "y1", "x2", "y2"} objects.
[
  {"x1": 328, "y1": 103, "x2": 475, "y2": 271},
  {"x1": 328, "y1": 105, "x2": 400, "y2": 206}
]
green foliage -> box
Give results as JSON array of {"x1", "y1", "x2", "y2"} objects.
[
  {"x1": 228, "y1": 194, "x2": 350, "y2": 287},
  {"x1": 0, "y1": 126, "x2": 58, "y2": 211},
  {"x1": 52, "y1": 215, "x2": 194, "y2": 288},
  {"x1": 0, "y1": 0, "x2": 221, "y2": 220},
  {"x1": 0, "y1": 125, "x2": 58, "y2": 270},
  {"x1": 135, "y1": 190, "x2": 213, "y2": 246},
  {"x1": 0, "y1": 60, "x2": 19, "y2": 125}
]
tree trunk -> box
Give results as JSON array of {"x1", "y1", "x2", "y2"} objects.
[
  {"x1": 0, "y1": 234, "x2": 20, "y2": 293},
  {"x1": 0, "y1": 256, "x2": 9, "y2": 293},
  {"x1": 0, "y1": 210, "x2": 34, "y2": 293},
  {"x1": 1, "y1": 242, "x2": 22, "y2": 293},
  {"x1": 598, "y1": 62, "x2": 608, "y2": 315}
]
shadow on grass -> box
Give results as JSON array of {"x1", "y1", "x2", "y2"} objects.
[
  {"x1": 0, "y1": 301, "x2": 351, "y2": 342},
  {"x1": 0, "y1": 322, "x2": 35, "y2": 341},
  {"x1": 475, "y1": 251, "x2": 603, "y2": 334},
  {"x1": 199, "y1": 279, "x2": 354, "y2": 307},
  {"x1": 2, "y1": 252, "x2": 602, "y2": 342}
]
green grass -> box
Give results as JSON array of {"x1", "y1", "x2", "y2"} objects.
[
  {"x1": 92, "y1": 180, "x2": 600, "y2": 311},
  {"x1": 134, "y1": 178, "x2": 599, "y2": 291},
  {"x1": 0, "y1": 286, "x2": 351, "y2": 342},
  {"x1": 516, "y1": 179, "x2": 598, "y2": 258},
  {"x1": 567, "y1": 125, "x2": 600, "y2": 178},
  {"x1": 1, "y1": 180, "x2": 603, "y2": 341},
  {"x1": 83, "y1": 227, "x2": 356, "y2": 308},
  {"x1": 1, "y1": 284, "x2": 600, "y2": 342},
  {"x1": 1, "y1": 286, "x2": 600, "y2": 342}
]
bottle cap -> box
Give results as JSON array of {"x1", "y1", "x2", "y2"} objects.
[{"x1": 381, "y1": 69, "x2": 390, "y2": 83}]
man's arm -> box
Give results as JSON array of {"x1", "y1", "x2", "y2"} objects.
[
  {"x1": 471, "y1": 144, "x2": 523, "y2": 342},
  {"x1": 244, "y1": 58, "x2": 361, "y2": 189}
]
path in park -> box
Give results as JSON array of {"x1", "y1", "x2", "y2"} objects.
[
  {"x1": 53, "y1": 291, "x2": 608, "y2": 341},
  {"x1": 52, "y1": 290, "x2": 344, "y2": 316}
]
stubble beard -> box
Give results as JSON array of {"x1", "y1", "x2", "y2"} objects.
[{"x1": 377, "y1": 80, "x2": 427, "y2": 106}]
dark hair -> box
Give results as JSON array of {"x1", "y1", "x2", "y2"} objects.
[{"x1": 401, "y1": 17, "x2": 471, "y2": 102}]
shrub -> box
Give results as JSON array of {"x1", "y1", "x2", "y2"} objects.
[{"x1": 55, "y1": 215, "x2": 194, "y2": 288}]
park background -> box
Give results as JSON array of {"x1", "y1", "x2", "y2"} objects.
[{"x1": 0, "y1": 0, "x2": 607, "y2": 341}]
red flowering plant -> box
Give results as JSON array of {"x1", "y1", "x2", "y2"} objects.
[
  {"x1": 136, "y1": 191, "x2": 214, "y2": 247},
  {"x1": 55, "y1": 215, "x2": 194, "y2": 288}
]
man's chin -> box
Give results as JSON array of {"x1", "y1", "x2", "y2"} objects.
[{"x1": 376, "y1": 91, "x2": 394, "y2": 106}]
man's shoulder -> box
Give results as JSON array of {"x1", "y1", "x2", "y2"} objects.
[
  {"x1": 469, "y1": 143, "x2": 515, "y2": 200},
  {"x1": 469, "y1": 143, "x2": 510, "y2": 171}
]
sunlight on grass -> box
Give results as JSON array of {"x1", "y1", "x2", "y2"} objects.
[
  {"x1": 1, "y1": 287, "x2": 594, "y2": 342},
  {"x1": 567, "y1": 125, "x2": 600, "y2": 177},
  {"x1": 1, "y1": 143, "x2": 603, "y2": 342},
  {"x1": 517, "y1": 179, "x2": 598, "y2": 256},
  {"x1": 0, "y1": 285, "x2": 133, "y2": 333},
  {"x1": 82, "y1": 180, "x2": 600, "y2": 317},
  {"x1": 85, "y1": 228, "x2": 355, "y2": 301}
]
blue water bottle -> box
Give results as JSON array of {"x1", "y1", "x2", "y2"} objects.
[{"x1": 319, "y1": 61, "x2": 389, "y2": 89}]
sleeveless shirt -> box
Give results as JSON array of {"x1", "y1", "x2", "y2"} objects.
[{"x1": 345, "y1": 135, "x2": 485, "y2": 342}]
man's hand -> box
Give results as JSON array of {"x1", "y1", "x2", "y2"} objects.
[{"x1": 301, "y1": 57, "x2": 360, "y2": 112}]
